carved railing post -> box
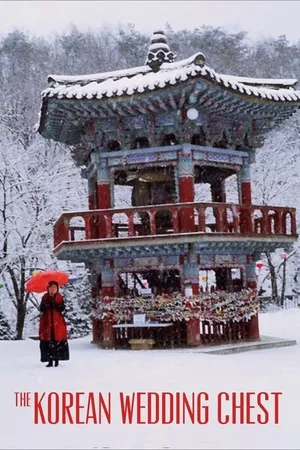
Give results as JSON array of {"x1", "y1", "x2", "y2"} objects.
[
  {"x1": 104, "y1": 212, "x2": 113, "y2": 238},
  {"x1": 149, "y1": 211, "x2": 157, "y2": 235},
  {"x1": 127, "y1": 212, "x2": 134, "y2": 236},
  {"x1": 173, "y1": 209, "x2": 179, "y2": 233},
  {"x1": 291, "y1": 211, "x2": 297, "y2": 235},
  {"x1": 197, "y1": 206, "x2": 206, "y2": 232}
]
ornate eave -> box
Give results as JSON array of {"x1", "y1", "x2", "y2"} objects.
[
  {"x1": 38, "y1": 82, "x2": 300, "y2": 147},
  {"x1": 37, "y1": 49, "x2": 300, "y2": 146}
]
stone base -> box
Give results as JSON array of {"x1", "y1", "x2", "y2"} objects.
[{"x1": 195, "y1": 336, "x2": 297, "y2": 355}]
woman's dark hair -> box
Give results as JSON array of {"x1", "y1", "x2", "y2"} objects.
[{"x1": 47, "y1": 280, "x2": 59, "y2": 289}]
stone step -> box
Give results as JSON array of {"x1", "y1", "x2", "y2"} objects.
[{"x1": 196, "y1": 336, "x2": 297, "y2": 355}]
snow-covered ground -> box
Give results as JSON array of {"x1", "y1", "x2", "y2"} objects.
[{"x1": 1, "y1": 309, "x2": 300, "y2": 450}]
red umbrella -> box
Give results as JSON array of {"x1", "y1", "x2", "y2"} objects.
[{"x1": 25, "y1": 270, "x2": 69, "y2": 293}]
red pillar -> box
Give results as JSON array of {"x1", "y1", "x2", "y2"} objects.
[
  {"x1": 178, "y1": 145, "x2": 195, "y2": 232},
  {"x1": 183, "y1": 247, "x2": 201, "y2": 346},
  {"x1": 241, "y1": 182, "x2": 252, "y2": 205},
  {"x1": 88, "y1": 178, "x2": 97, "y2": 210},
  {"x1": 102, "y1": 320, "x2": 115, "y2": 349},
  {"x1": 246, "y1": 256, "x2": 260, "y2": 340},
  {"x1": 187, "y1": 319, "x2": 201, "y2": 346},
  {"x1": 239, "y1": 164, "x2": 252, "y2": 233},
  {"x1": 101, "y1": 259, "x2": 116, "y2": 349},
  {"x1": 192, "y1": 283, "x2": 199, "y2": 296},
  {"x1": 179, "y1": 177, "x2": 194, "y2": 203},
  {"x1": 92, "y1": 318, "x2": 101, "y2": 344},
  {"x1": 86, "y1": 178, "x2": 98, "y2": 239},
  {"x1": 97, "y1": 162, "x2": 111, "y2": 238},
  {"x1": 97, "y1": 184, "x2": 111, "y2": 209}
]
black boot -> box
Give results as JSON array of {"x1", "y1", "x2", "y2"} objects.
[
  {"x1": 55, "y1": 360, "x2": 59, "y2": 367},
  {"x1": 46, "y1": 361, "x2": 53, "y2": 367}
]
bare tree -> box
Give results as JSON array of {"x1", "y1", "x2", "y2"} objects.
[
  {"x1": 251, "y1": 110, "x2": 300, "y2": 303},
  {"x1": 0, "y1": 128, "x2": 87, "y2": 339}
]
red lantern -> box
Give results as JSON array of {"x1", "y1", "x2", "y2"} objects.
[{"x1": 256, "y1": 261, "x2": 264, "y2": 270}]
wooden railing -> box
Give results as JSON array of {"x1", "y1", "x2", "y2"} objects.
[
  {"x1": 53, "y1": 202, "x2": 297, "y2": 247},
  {"x1": 111, "y1": 319, "x2": 249, "y2": 348}
]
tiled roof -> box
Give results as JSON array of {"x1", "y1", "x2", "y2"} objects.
[
  {"x1": 233, "y1": 76, "x2": 297, "y2": 88},
  {"x1": 41, "y1": 52, "x2": 300, "y2": 103}
]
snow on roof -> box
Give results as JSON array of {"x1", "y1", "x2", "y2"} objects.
[
  {"x1": 46, "y1": 53, "x2": 204, "y2": 86},
  {"x1": 234, "y1": 76, "x2": 297, "y2": 87},
  {"x1": 42, "y1": 52, "x2": 300, "y2": 103},
  {"x1": 47, "y1": 64, "x2": 151, "y2": 86}
]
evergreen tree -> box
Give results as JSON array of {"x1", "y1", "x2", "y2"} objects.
[
  {"x1": 62, "y1": 270, "x2": 92, "y2": 339},
  {"x1": 0, "y1": 308, "x2": 13, "y2": 340}
]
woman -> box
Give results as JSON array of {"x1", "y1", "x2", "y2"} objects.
[{"x1": 39, "y1": 280, "x2": 70, "y2": 367}]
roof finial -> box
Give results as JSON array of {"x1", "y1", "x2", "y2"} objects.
[{"x1": 145, "y1": 30, "x2": 176, "y2": 72}]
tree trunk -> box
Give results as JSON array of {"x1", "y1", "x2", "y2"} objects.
[
  {"x1": 6, "y1": 263, "x2": 29, "y2": 340},
  {"x1": 15, "y1": 303, "x2": 26, "y2": 340},
  {"x1": 280, "y1": 258, "x2": 287, "y2": 308},
  {"x1": 266, "y1": 252, "x2": 278, "y2": 304}
]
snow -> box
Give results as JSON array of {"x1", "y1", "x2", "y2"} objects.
[
  {"x1": 42, "y1": 53, "x2": 300, "y2": 104},
  {"x1": 232, "y1": 76, "x2": 297, "y2": 87},
  {"x1": 149, "y1": 33, "x2": 168, "y2": 42},
  {"x1": 1, "y1": 308, "x2": 300, "y2": 449},
  {"x1": 47, "y1": 65, "x2": 151, "y2": 86},
  {"x1": 148, "y1": 42, "x2": 170, "y2": 51},
  {"x1": 46, "y1": 53, "x2": 205, "y2": 86}
]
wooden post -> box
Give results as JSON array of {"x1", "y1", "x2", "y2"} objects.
[
  {"x1": 246, "y1": 256, "x2": 260, "y2": 340},
  {"x1": 211, "y1": 179, "x2": 227, "y2": 231},
  {"x1": 97, "y1": 161, "x2": 111, "y2": 238},
  {"x1": 92, "y1": 318, "x2": 101, "y2": 344},
  {"x1": 88, "y1": 177, "x2": 97, "y2": 210},
  {"x1": 102, "y1": 319, "x2": 116, "y2": 349},
  {"x1": 211, "y1": 179, "x2": 226, "y2": 203},
  {"x1": 183, "y1": 246, "x2": 201, "y2": 346},
  {"x1": 178, "y1": 144, "x2": 195, "y2": 232},
  {"x1": 87, "y1": 152, "x2": 100, "y2": 239},
  {"x1": 186, "y1": 319, "x2": 201, "y2": 346},
  {"x1": 238, "y1": 163, "x2": 252, "y2": 233},
  {"x1": 90, "y1": 264, "x2": 102, "y2": 344},
  {"x1": 101, "y1": 259, "x2": 116, "y2": 349}
]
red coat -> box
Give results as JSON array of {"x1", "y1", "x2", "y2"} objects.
[{"x1": 39, "y1": 293, "x2": 68, "y2": 342}]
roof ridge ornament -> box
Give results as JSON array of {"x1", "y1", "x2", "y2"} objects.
[
  {"x1": 145, "y1": 30, "x2": 176, "y2": 72},
  {"x1": 192, "y1": 53, "x2": 206, "y2": 67}
]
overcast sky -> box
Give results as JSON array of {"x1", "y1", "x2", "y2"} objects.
[
  {"x1": 1, "y1": 1, "x2": 300, "y2": 43},
  {"x1": 0, "y1": 0, "x2": 300, "y2": 42}
]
